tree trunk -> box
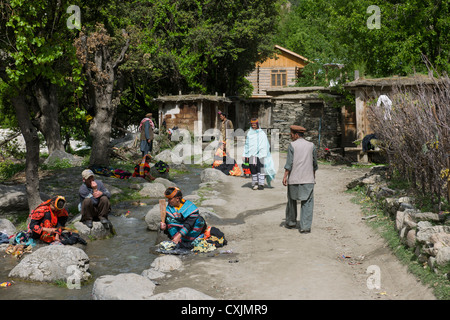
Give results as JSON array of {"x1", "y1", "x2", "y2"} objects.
[
  {"x1": 33, "y1": 81, "x2": 65, "y2": 154},
  {"x1": 89, "y1": 92, "x2": 115, "y2": 166},
  {"x1": 11, "y1": 93, "x2": 42, "y2": 213}
]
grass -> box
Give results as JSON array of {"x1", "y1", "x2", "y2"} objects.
[{"x1": 347, "y1": 185, "x2": 450, "y2": 300}]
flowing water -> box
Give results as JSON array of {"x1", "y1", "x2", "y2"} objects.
[{"x1": 0, "y1": 167, "x2": 202, "y2": 300}]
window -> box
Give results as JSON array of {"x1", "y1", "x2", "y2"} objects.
[{"x1": 271, "y1": 69, "x2": 287, "y2": 87}]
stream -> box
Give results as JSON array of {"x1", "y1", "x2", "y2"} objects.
[{"x1": 0, "y1": 167, "x2": 202, "y2": 300}]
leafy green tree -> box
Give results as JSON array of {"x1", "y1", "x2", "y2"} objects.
[
  {"x1": 0, "y1": 0, "x2": 84, "y2": 210},
  {"x1": 128, "y1": 0, "x2": 280, "y2": 96},
  {"x1": 276, "y1": 0, "x2": 449, "y2": 80}
]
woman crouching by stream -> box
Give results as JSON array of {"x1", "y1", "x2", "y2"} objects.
[{"x1": 160, "y1": 187, "x2": 206, "y2": 249}]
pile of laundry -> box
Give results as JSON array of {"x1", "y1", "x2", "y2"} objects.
[
  {"x1": 89, "y1": 165, "x2": 132, "y2": 179},
  {"x1": 156, "y1": 226, "x2": 227, "y2": 255},
  {"x1": 2, "y1": 231, "x2": 36, "y2": 259}
]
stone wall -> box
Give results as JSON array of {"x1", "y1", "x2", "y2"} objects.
[
  {"x1": 240, "y1": 87, "x2": 344, "y2": 151},
  {"x1": 347, "y1": 166, "x2": 450, "y2": 276}
]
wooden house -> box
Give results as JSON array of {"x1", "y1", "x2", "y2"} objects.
[
  {"x1": 343, "y1": 74, "x2": 436, "y2": 163},
  {"x1": 246, "y1": 45, "x2": 310, "y2": 97},
  {"x1": 154, "y1": 94, "x2": 232, "y2": 136}
]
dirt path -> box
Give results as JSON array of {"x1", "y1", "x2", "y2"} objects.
[{"x1": 156, "y1": 154, "x2": 436, "y2": 300}]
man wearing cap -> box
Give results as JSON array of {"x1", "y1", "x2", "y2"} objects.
[
  {"x1": 139, "y1": 112, "x2": 155, "y2": 157},
  {"x1": 282, "y1": 125, "x2": 318, "y2": 233},
  {"x1": 79, "y1": 169, "x2": 112, "y2": 229}
]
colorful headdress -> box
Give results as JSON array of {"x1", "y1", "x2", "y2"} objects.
[
  {"x1": 165, "y1": 187, "x2": 181, "y2": 199},
  {"x1": 53, "y1": 196, "x2": 66, "y2": 210}
]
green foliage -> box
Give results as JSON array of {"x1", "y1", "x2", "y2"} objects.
[
  {"x1": 117, "y1": 0, "x2": 280, "y2": 96},
  {"x1": 0, "y1": 160, "x2": 25, "y2": 181},
  {"x1": 276, "y1": 0, "x2": 450, "y2": 81}
]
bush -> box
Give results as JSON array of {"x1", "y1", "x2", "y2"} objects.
[{"x1": 368, "y1": 73, "x2": 450, "y2": 212}]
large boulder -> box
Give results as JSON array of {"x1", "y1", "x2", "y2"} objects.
[
  {"x1": 154, "y1": 149, "x2": 183, "y2": 164},
  {"x1": 138, "y1": 182, "x2": 167, "y2": 198},
  {"x1": 200, "y1": 168, "x2": 227, "y2": 183},
  {"x1": 73, "y1": 221, "x2": 111, "y2": 240},
  {"x1": 150, "y1": 255, "x2": 183, "y2": 272},
  {"x1": 144, "y1": 205, "x2": 162, "y2": 231},
  {"x1": 435, "y1": 247, "x2": 450, "y2": 266},
  {"x1": 150, "y1": 287, "x2": 216, "y2": 300},
  {"x1": 44, "y1": 150, "x2": 83, "y2": 167},
  {"x1": 8, "y1": 245, "x2": 90, "y2": 283},
  {"x1": 0, "y1": 218, "x2": 16, "y2": 236},
  {"x1": 92, "y1": 273, "x2": 156, "y2": 300},
  {"x1": 0, "y1": 184, "x2": 49, "y2": 214}
]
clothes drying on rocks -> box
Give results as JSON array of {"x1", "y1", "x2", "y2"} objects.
[{"x1": 90, "y1": 165, "x2": 132, "y2": 179}]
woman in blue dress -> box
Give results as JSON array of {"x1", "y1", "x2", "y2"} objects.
[{"x1": 160, "y1": 187, "x2": 206, "y2": 247}]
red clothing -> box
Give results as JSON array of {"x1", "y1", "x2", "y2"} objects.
[{"x1": 28, "y1": 199, "x2": 68, "y2": 243}]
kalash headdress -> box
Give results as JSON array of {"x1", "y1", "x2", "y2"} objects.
[{"x1": 164, "y1": 187, "x2": 181, "y2": 199}]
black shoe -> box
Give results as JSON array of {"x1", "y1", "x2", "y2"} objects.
[
  {"x1": 300, "y1": 229, "x2": 311, "y2": 234},
  {"x1": 285, "y1": 222, "x2": 297, "y2": 229},
  {"x1": 100, "y1": 218, "x2": 110, "y2": 229},
  {"x1": 258, "y1": 185, "x2": 264, "y2": 190},
  {"x1": 84, "y1": 220, "x2": 93, "y2": 229}
]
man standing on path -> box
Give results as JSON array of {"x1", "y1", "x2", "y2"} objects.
[
  {"x1": 139, "y1": 113, "x2": 155, "y2": 157},
  {"x1": 219, "y1": 111, "x2": 233, "y2": 152},
  {"x1": 282, "y1": 125, "x2": 318, "y2": 233}
]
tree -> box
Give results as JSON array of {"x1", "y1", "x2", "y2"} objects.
[
  {"x1": 0, "y1": 0, "x2": 83, "y2": 210},
  {"x1": 131, "y1": 0, "x2": 280, "y2": 96},
  {"x1": 276, "y1": 0, "x2": 450, "y2": 80},
  {"x1": 74, "y1": 24, "x2": 130, "y2": 166}
]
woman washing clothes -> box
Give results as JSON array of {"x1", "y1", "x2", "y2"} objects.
[
  {"x1": 28, "y1": 196, "x2": 69, "y2": 244},
  {"x1": 160, "y1": 187, "x2": 206, "y2": 248},
  {"x1": 132, "y1": 154, "x2": 156, "y2": 181}
]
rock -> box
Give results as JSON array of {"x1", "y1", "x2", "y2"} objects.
[
  {"x1": 369, "y1": 165, "x2": 388, "y2": 176},
  {"x1": 403, "y1": 212, "x2": 417, "y2": 229},
  {"x1": 150, "y1": 166, "x2": 170, "y2": 180},
  {"x1": 395, "y1": 211, "x2": 406, "y2": 231},
  {"x1": 362, "y1": 174, "x2": 381, "y2": 185},
  {"x1": 150, "y1": 255, "x2": 183, "y2": 272},
  {"x1": 144, "y1": 205, "x2": 162, "y2": 231},
  {"x1": 102, "y1": 183, "x2": 123, "y2": 197},
  {"x1": 8, "y1": 245, "x2": 90, "y2": 283},
  {"x1": 44, "y1": 150, "x2": 83, "y2": 167},
  {"x1": 0, "y1": 218, "x2": 16, "y2": 236},
  {"x1": 429, "y1": 233, "x2": 450, "y2": 255},
  {"x1": 0, "y1": 184, "x2": 49, "y2": 214},
  {"x1": 201, "y1": 199, "x2": 228, "y2": 207},
  {"x1": 74, "y1": 221, "x2": 111, "y2": 240},
  {"x1": 416, "y1": 225, "x2": 450, "y2": 243},
  {"x1": 414, "y1": 212, "x2": 442, "y2": 222},
  {"x1": 141, "y1": 268, "x2": 166, "y2": 280},
  {"x1": 201, "y1": 168, "x2": 227, "y2": 183},
  {"x1": 198, "y1": 207, "x2": 223, "y2": 221},
  {"x1": 138, "y1": 182, "x2": 167, "y2": 198},
  {"x1": 346, "y1": 177, "x2": 363, "y2": 189},
  {"x1": 92, "y1": 273, "x2": 156, "y2": 300},
  {"x1": 436, "y1": 247, "x2": 450, "y2": 266},
  {"x1": 153, "y1": 177, "x2": 177, "y2": 189},
  {"x1": 184, "y1": 194, "x2": 201, "y2": 202},
  {"x1": 150, "y1": 287, "x2": 215, "y2": 300},
  {"x1": 406, "y1": 229, "x2": 416, "y2": 248},
  {"x1": 154, "y1": 149, "x2": 183, "y2": 164},
  {"x1": 376, "y1": 187, "x2": 395, "y2": 198}
]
